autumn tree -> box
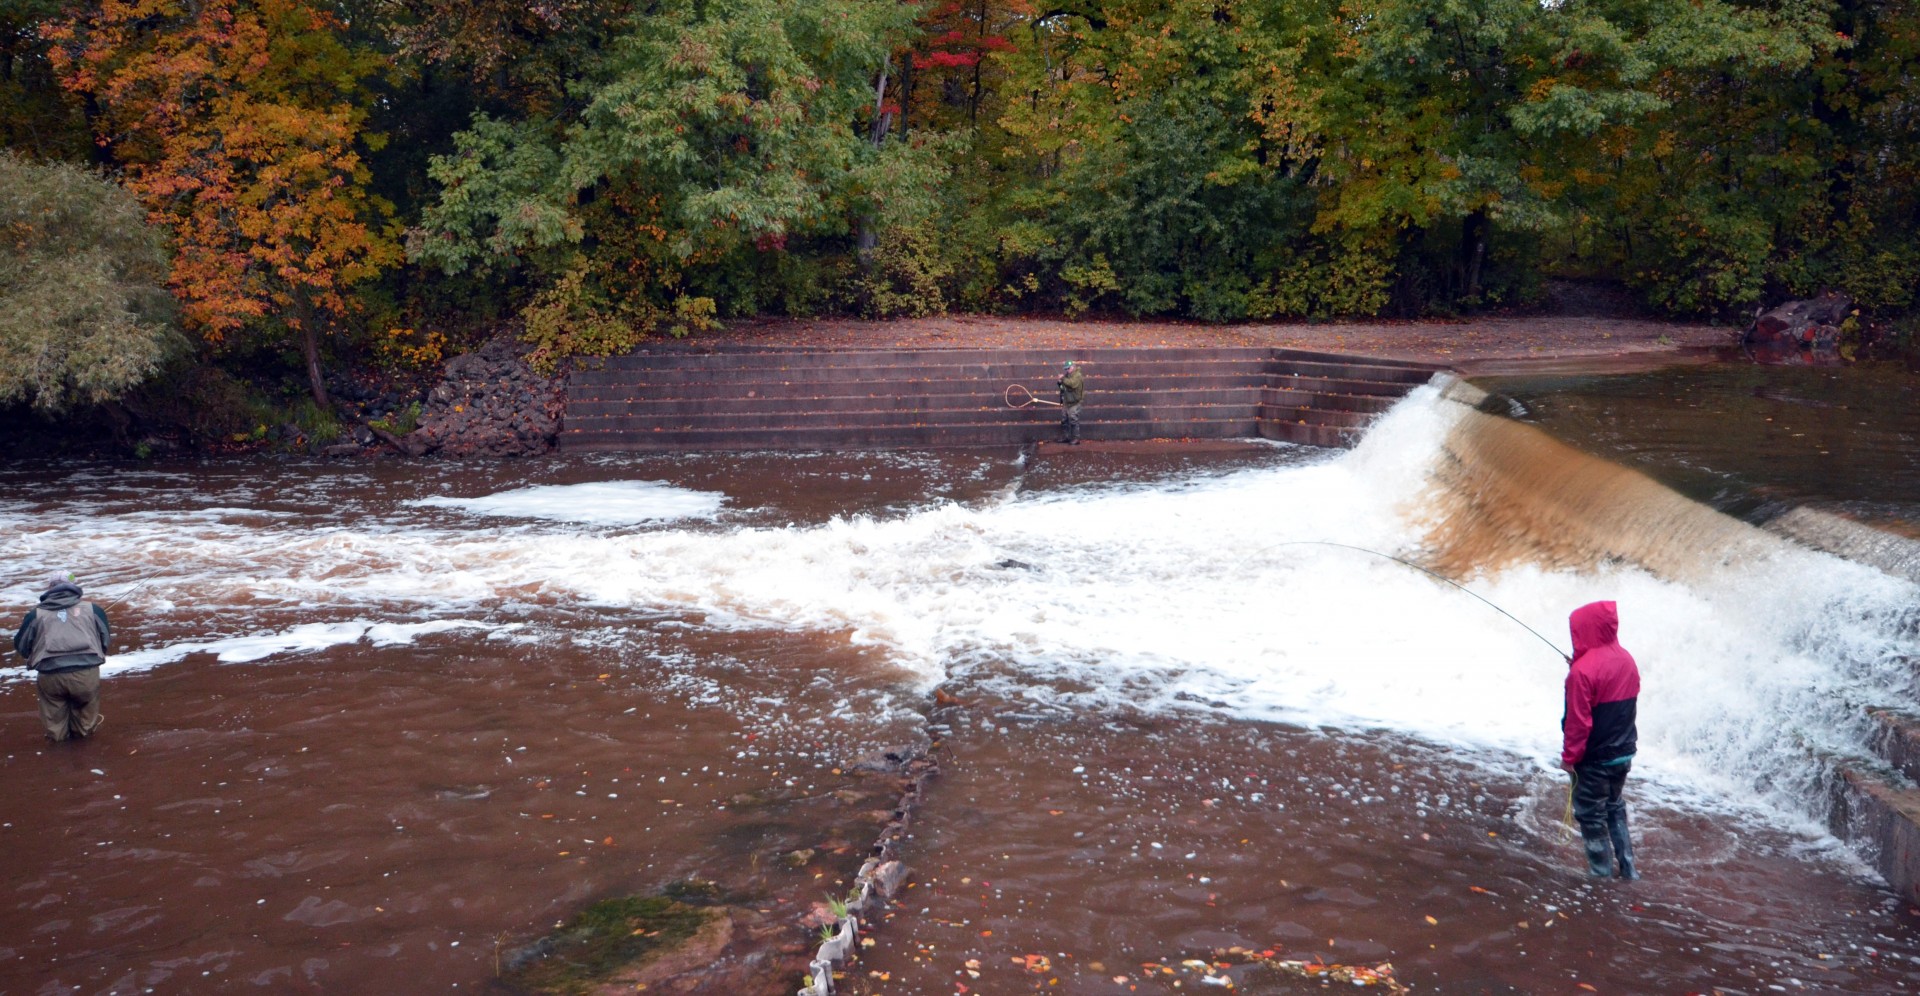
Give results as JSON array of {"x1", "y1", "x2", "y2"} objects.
[
  {"x1": 978, "y1": 0, "x2": 1856, "y2": 318},
  {"x1": 1, "y1": 0, "x2": 92, "y2": 161},
  {"x1": 904, "y1": 0, "x2": 1028, "y2": 133},
  {"x1": 46, "y1": 0, "x2": 401, "y2": 407},
  {"x1": 1315, "y1": 0, "x2": 1839, "y2": 314},
  {"x1": 0, "y1": 153, "x2": 174, "y2": 411},
  {"x1": 991, "y1": 0, "x2": 1361, "y2": 317}
]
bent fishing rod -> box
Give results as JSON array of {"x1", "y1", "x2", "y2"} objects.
[
  {"x1": 1264, "y1": 540, "x2": 1570, "y2": 663},
  {"x1": 1271, "y1": 540, "x2": 1581, "y2": 827}
]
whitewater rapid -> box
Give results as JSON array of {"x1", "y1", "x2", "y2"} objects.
[{"x1": 5, "y1": 386, "x2": 1917, "y2": 840}]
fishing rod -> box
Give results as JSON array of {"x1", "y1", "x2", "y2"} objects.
[
  {"x1": 1264, "y1": 540, "x2": 1571, "y2": 663},
  {"x1": 9, "y1": 569, "x2": 168, "y2": 609},
  {"x1": 102, "y1": 570, "x2": 167, "y2": 609},
  {"x1": 1267, "y1": 540, "x2": 1582, "y2": 833},
  {"x1": 0, "y1": 570, "x2": 162, "y2": 678}
]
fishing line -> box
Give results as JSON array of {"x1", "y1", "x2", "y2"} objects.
[
  {"x1": 0, "y1": 570, "x2": 154, "y2": 680},
  {"x1": 1264, "y1": 540, "x2": 1571, "y2": 663},
  {"x1": 1004, "y1": 384, "x2": 1062, "y2": 409},
  {"x1": 102, "y1": 571, "x2": 167, "y2": 609},
  {"x1": 1262, "y1": 541, "x2": 1579, "y2": 835}
]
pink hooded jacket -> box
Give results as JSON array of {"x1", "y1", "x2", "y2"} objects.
[{"x1": 1561, "y1": 601, "x2": 1640, "y2": 768}]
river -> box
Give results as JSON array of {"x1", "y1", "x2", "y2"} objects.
[{"x1": 4, "y1": 370, "x2": 1920, "y2": 994}]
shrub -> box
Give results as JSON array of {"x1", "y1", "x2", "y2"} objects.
[
  {"x1": 841, "y1": 224, "x2": 952, "y2": 319},
  {"x1": 0, "y1": 152, "x2": 175, "y2": 410}
]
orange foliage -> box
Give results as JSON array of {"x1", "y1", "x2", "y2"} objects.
[{"x1": 45, "y1": 0, "x2": 399, "y2": 347}]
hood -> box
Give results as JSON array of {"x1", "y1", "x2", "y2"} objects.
[
  {"x1": 1569, "y1": 600, "x2": 1619, "y2": 661},
  {"x1": 38, "y1": 584, "x2": 83, "y2": 610}
]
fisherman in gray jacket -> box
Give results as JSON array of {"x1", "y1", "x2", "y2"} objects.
[{"x1": 13, "y1": 572, "x2": 109, "y2": 742}]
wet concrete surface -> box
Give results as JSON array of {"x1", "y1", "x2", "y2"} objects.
[{"x1": 855, "y1": 687, "x2": 1920, "y2": 994}]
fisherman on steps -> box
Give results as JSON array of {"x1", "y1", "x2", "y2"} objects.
[{"x1": 1057, "y1": 360, "x2": 1085, "y2": 445}]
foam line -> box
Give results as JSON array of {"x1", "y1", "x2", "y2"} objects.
[
  {"x1": 406, "y1": 480, "x2": 726, "y2": 525},
  {"x1": 89, "y1": 619, "x2": 511, "y2": 676}
]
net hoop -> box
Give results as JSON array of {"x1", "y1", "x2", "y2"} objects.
[{"x1": 1004, "y1": 384, "x2": 1060, "y2": 408}]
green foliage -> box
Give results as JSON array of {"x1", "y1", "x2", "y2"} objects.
[
  {"x1": 517, "y1": 264, "x2": 652, "y2": 374},
  {"x1": 414, "y1": 0, "x2": 949, "y2": 354},
  {"x1": 369, "y1": 401, "x2": 422, "y2": 437},
  {"x1": 842, "y1": 223, "x2": 953, "y2": 318},
  {"x1": 1248, "y1": 235, "x2": 1396, "y2": 320},
  {"x1": 0, "y1": 153, "x2": 175, "y2": 411},
  {"x1": 997, "y1": 4, "x2": 1331, "y2": 320},
  {"x1": 1060, "y1": 254, "x2": 1122, "y2": 317},
  {"x1": 289, "y1": 398, "x2": 343, "y2": 445}
]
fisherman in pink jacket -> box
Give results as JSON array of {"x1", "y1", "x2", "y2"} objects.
[{"x1": 1560, "y1": 600, "x2": 1640, "y2": 879}]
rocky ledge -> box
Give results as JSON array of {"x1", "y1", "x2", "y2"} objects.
[{"x1": 379, "y1": 337, "x2": 564, "y2": 458}]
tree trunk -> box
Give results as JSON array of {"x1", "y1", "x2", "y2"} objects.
[
  {"x1": 82, "y1": 93, "x2": 113, "y2": 168},
  {"x1": 969, "y1": 0, "x2": 989, "y2": 126},
  {"x1": 300, "y1": 320, "x2": 331, "y2": 410},
  {"x1": 899, "y1": 61, "x2": 912, "y2": 140},
  {"x1": 857, "y1": 57, "x2": 894, "y2": 267},
  {"x1": 1462, "y1": 209, "x2": 1488, "y2": 304},
  {"x1": 102, "y1": 399, "x2": 134, "y2": 448}
]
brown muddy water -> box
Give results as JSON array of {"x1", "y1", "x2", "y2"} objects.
[
  {"x1": 1479, "y1": 359, "x2": 1920, "y2": 531},
  {"x1": 6, "y1": 385, "x2": 1920, "y2": 995}
]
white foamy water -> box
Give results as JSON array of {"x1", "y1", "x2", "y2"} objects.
[
  {"x1": 4, "y1": 388, "x2": 1916, "y2": 838},
  {"x1": 407, "y1": 480, "x2": 727, "y2": 524},
  {"x1": 98, "y1": 619, "x2": 519, "y2": 675}
]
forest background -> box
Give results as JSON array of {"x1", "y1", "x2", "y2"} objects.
[{"x1": 2, "y1": 0, "x2": 1916, "y2": 447}]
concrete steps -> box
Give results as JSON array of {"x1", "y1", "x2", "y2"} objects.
[
  {"x1": 560, "y1": 345, "x2": 1438, "y2": 453},
  {"x1": 577, "y1": 403, "x2": 1257, "y2": 433},
  {"x1": 1826, "y1": 709, "x2": 1920, "y2": 903},
  {"x1": 585, "y1": 345, "x2": 1278, "y2": 368},
  {"x1": 568, "y1": 386, "x2": 1275, "y2": 417},
  {"x1": 562, "y1": 417, "x2": 1262, "y2": 453}
]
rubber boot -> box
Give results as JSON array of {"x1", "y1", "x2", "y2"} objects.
[
  {"x1": 1581, "y1": 825, "x2": 1613, "y2": 878},
  {"x1": 1607, "y1": 806, "x2": 1637, "y2": 880}
]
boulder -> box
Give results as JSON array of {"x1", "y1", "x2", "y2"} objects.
[
  {"x1": 869, "y1": 860, "x2": 910, "y2": 900},
  {"x1": 846, "y1": 745, "x2": 922, "y2": 774},
  {"x1": 1745, "y1": 291, "x2": 1855, "y2": 348}
]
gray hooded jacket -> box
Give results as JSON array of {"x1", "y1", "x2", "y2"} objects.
[{"x1": 13, "y1": 584, "x2": 111, "y2": 672}]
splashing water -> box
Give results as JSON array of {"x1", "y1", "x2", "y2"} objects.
[{"x1": 4, "y1": 386, "x2": 1916, "y2": 846}]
